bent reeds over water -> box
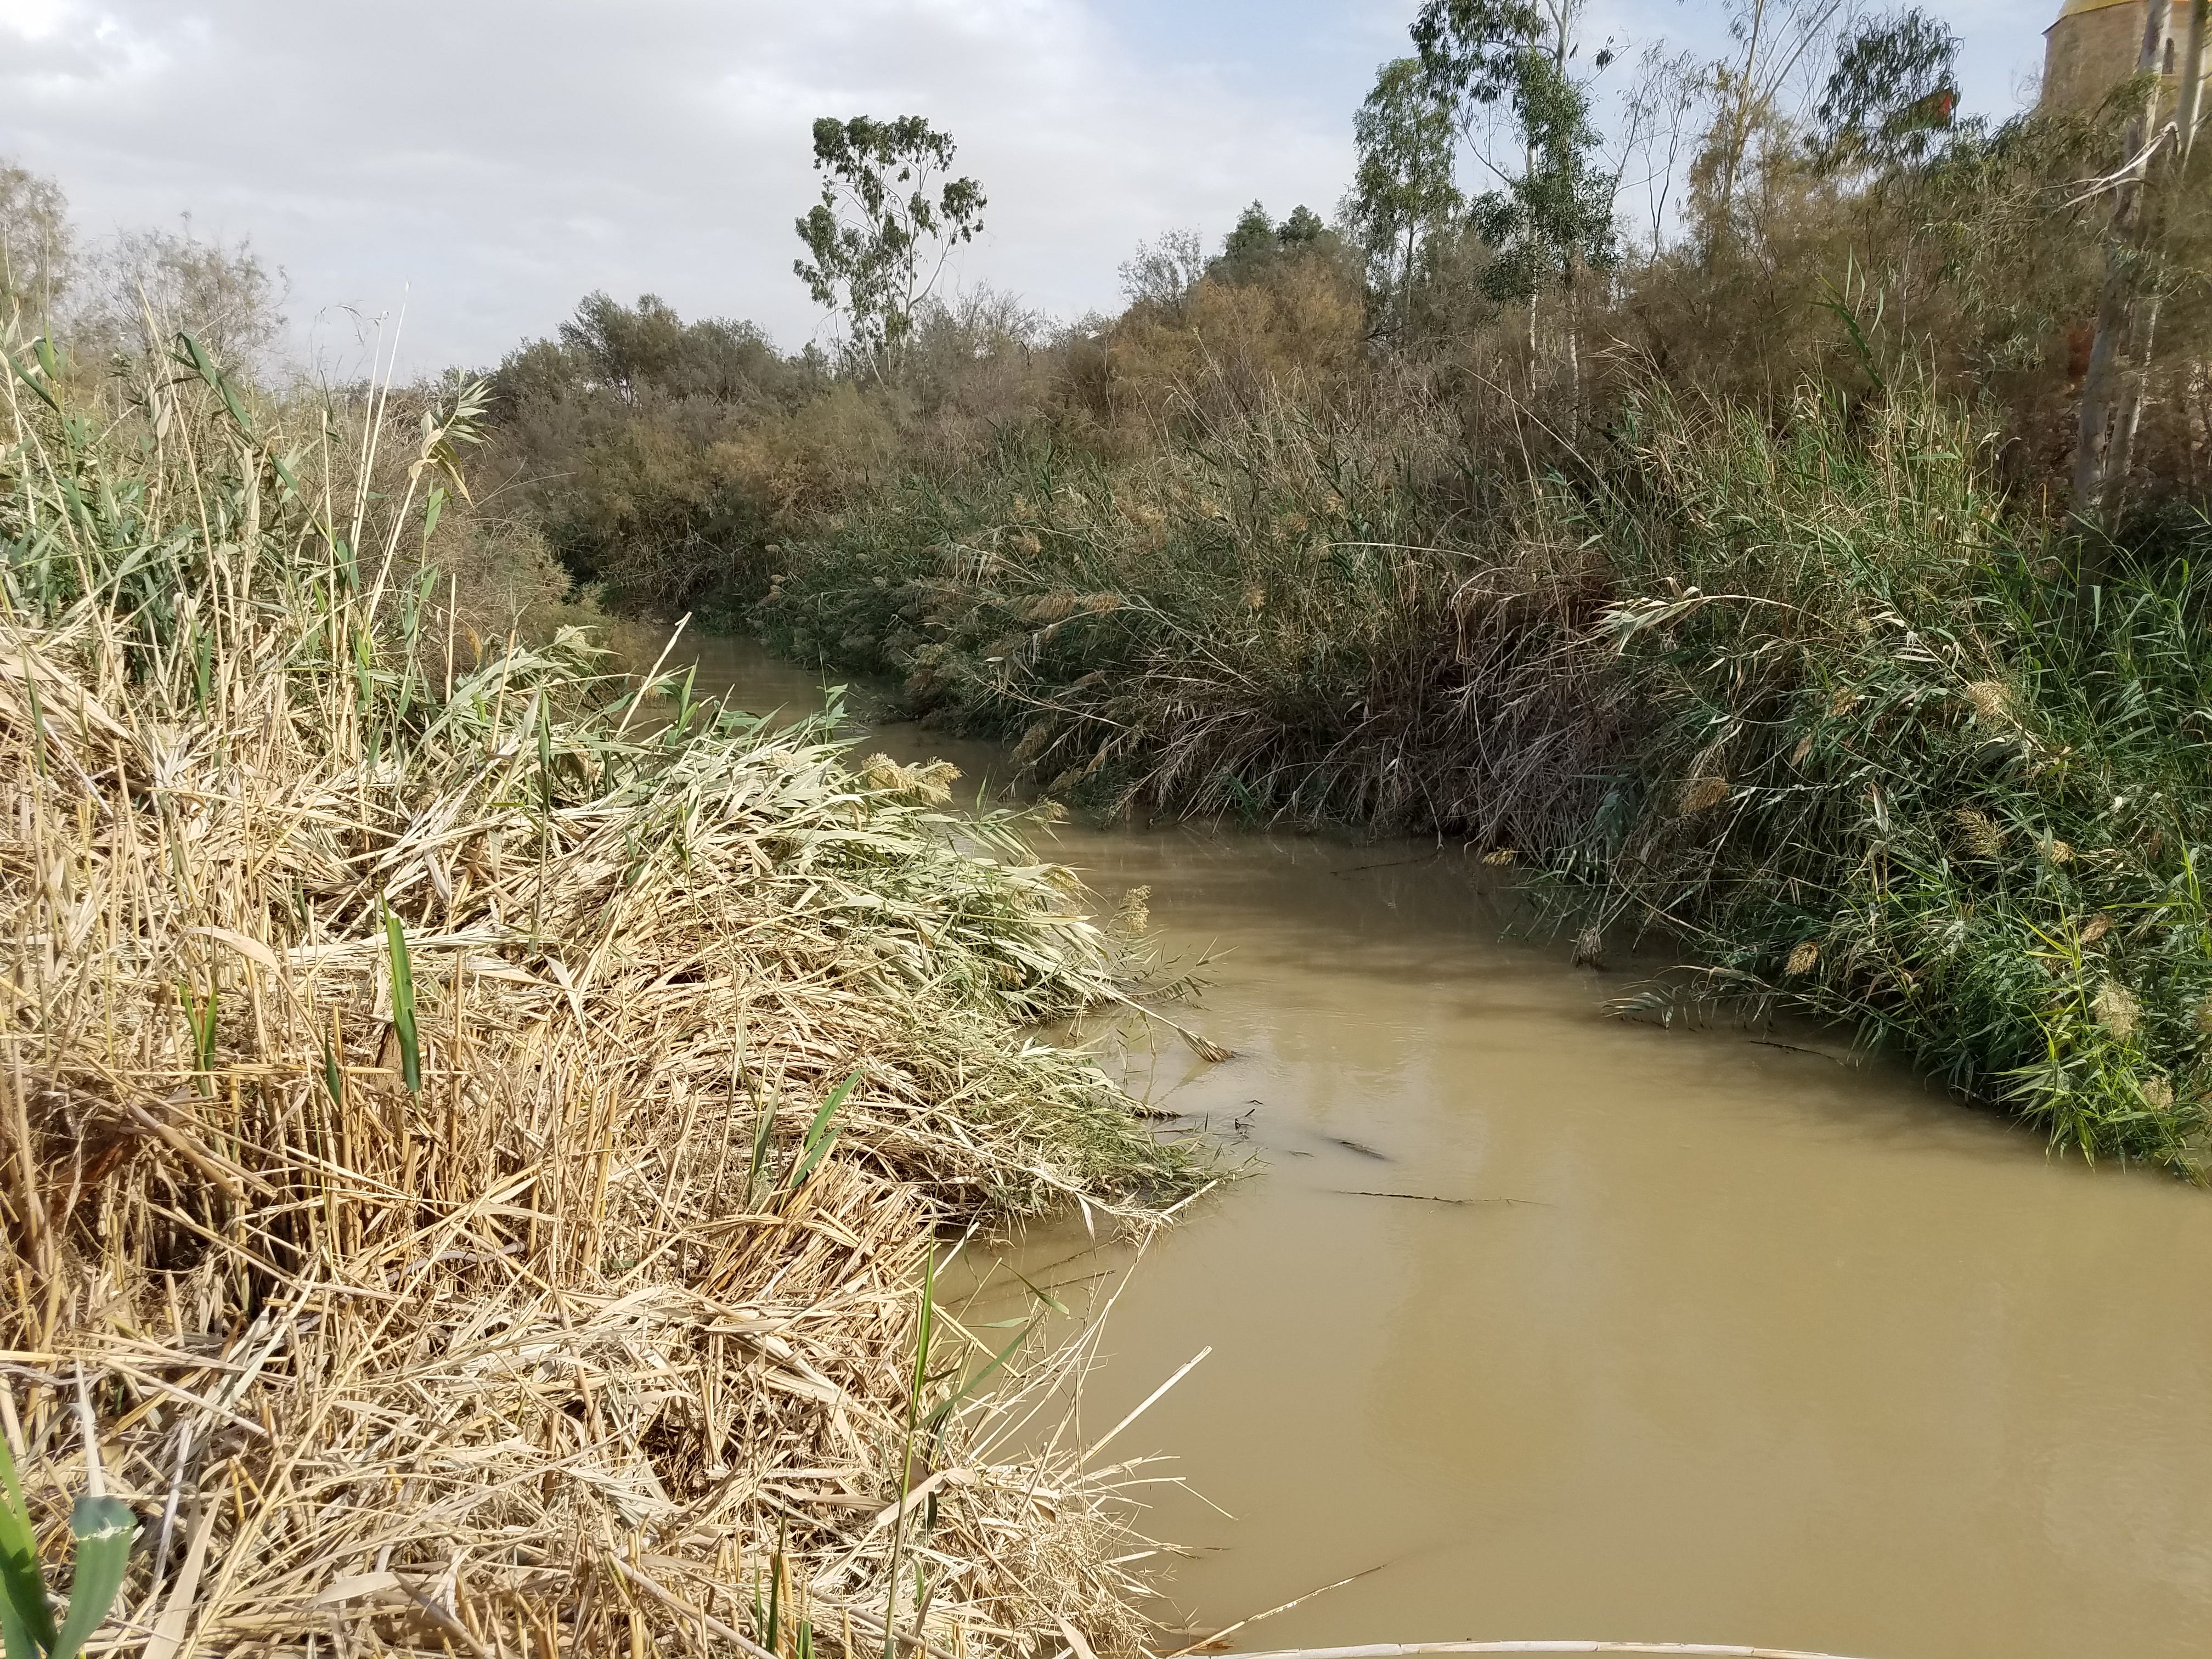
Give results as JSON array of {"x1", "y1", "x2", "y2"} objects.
[
  {"x1": 0, "y1": 321, "x2": 1199, "y2": 1656},
  {"x1": 1559, "y1": 386, "x2": 2212, "y2": 1169},
  {"x1": 760, "y1": 363, "x2": 2212, "y2": 1172}
]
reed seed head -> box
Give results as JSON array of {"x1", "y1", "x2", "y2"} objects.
[
  {"x1": 1963, "y1": 680, "x2": 2012, "y2": 723},
  {"x1": 1954, "y1": 808, "x2": 2005, "y2": 859},
  {"x1": 2094, "y1": 978, "x2": 2142, "y2": 1042},
  {"x1": 1678, "y1": 775, "x2": 1730, "y2": 815}
]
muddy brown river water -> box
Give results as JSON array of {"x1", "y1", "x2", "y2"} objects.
[{"x1": 670, "y1": 630, "x2": 2212, "y2": 1659}]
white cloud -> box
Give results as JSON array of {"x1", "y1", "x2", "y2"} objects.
[
  {"x1": 0, "y1": 0, "x2": 2052, "y2": 374},
  {"x1": 0, "y1": 0, "x2": 80, "y2": 40},
  {"x1": 0, "y1": 0, "x2": 1357, "y2": 371}
]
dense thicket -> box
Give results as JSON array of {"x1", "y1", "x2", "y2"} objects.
[
  {"x1": 433, "y1": 1, "x2": 2212, "y2": 1166},
  {"x1": 15, "y1": 0, "x2": 2212, "y2": 1167}
]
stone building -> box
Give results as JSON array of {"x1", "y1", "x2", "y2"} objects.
[{"x1": 2042, "y1": 0, "x2": 2200, "y2": 112}]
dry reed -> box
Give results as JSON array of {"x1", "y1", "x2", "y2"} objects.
[{"x1": 0, "y1": 320, "x2": 1199, "y2": 1659}]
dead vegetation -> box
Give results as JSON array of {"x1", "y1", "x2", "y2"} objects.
[{"x1": 0, "y1": 320, "x2": 1202, "y2": 1658}]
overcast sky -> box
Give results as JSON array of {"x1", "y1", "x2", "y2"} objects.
[{"x1": 0, "y1": 0, "x2": 2042, "y2": 374}]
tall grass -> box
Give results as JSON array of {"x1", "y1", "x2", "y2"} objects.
[
  {"x1": 760, "y1": 386, "x2": 1610, "y2": 845},
  {"x1": 766, "y1": 359, "x2": 2212, "y2": 1169},
  {"x1": 1564, "y1": 384, "x2": 2212, "y2": 1167},
  {"x1": 0, "y1": 316, "x2": 1198, "y2": 1657}
]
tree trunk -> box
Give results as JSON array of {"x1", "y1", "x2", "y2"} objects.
[
  {"x1": 1564, "y1": 256, "x2": 1582, "y2": 440},
  {"x1": 2073, "y1": 0, "x2": 2179, "y2": 519},
  {"x1": 2178, "y1": 0, "x2": 2209, "y2": 155},
  {"x1": 1715, "y1": 0, "x2": 1768, "y2": 229},
  {"x1": 2106, "y1": 297, "x2": 2164, "y2": 515},
  {"x1": 2100, "y1": 1, "x2": 2208, "y2": 515},
  {"x1": 1403, "y1": 223, "x2": 1418, "y2": 337}
]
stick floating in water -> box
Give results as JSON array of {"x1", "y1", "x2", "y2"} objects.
[{"x1": 1330, "y1": 1190, "x2": 1546, "y2": 1207}]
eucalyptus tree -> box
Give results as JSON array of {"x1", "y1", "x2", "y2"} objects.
[
  {"x1": 1697, "y1": 0, "x2": 1844, "y2": 238},
  {"x1": 1802, "y1": 9, "x2": 1965, "y2": 376},
  {"x1": 1410, "y1": 0, "x2": 1618, "y2": 382},
  {"x1": 1810, "y1": 6, "x2": 1962, "y2": 177},
  {"x1": 2074, "y1": 0, "x2": 2209, "y2": 521},
  {"x1": 793, "y1": 116, "x2": 985, "y2": 381},
  {"x1": 1347, "y1": 57, "x2": 1463, "y2": 336}
]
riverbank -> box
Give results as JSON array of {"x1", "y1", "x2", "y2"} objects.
[
  {"x1": 0, "y1": 336, "x2": 1199, "y2": 1657},
  {"x1": 754, "y1": 382, "x2": 2212, "y2": 1172}
]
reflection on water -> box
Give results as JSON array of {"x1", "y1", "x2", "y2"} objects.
[{"x1": 669, "y1": 630, "x2": 2212, "y2": 1659}]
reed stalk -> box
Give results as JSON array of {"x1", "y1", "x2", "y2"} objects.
[{"x1": 0, "y1": 313, "x2": 1198, "y2": 1659}]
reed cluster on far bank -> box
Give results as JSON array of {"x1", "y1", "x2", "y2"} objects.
[
  {"x1": 411, "y1": 20, "x2": 2212, "y2": 1172},
  {"x1": 755, "y1": 367, "x2": 2212, "y2": 1170}
]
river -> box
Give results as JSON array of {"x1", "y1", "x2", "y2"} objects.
[{"x1": 668, "y1": 630, "x2": 2212, "y2": 1659}]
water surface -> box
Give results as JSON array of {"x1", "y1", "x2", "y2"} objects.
[{"x1": 672, "y1": 631, "x2": 2212, "y2": 1659}]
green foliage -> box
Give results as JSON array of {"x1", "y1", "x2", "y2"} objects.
[
  {"x1": 483, "y1": 291, "x2": 812, "y2": 609},
  {"x1": 0, "y1": 1430, "x2": 133, "y2": 1659},
  {"x1": 760, "y1": 336, "x2": 2212, "y2": 1167},
  {"x1": 1347, "y1": 59, "x2": 1464, "y2": 330},
  {"x1": 1218, "y1": 202, "x2": 1278, "y2": 270},
  {"x1": 1411, "y1": 0, "x2": 1618, "y2": 302},
  {"x1": 383, "y1": 904, "x2": 420, "y2": 1096},
  {"x1": 1558, "y1": 386, "x2": 2212, "y2": 1167},
  {"x1": 788, "y1": 1071, "x2": 859, "y2": 1190},
  {"x1": 37, "y1": 1502, "x2": 130, "y2": 1659},
  {"x1": 794, "y1": 116, "x2": 985, "y2": 377},
  {"x1": 554, "y1": 292, "x2": 793, "y2": 403},
  {"x1": 179, "y1": 979, "x2": 220, "y2": 1093},
  {"x1": 459, "y1": 66, "x2": 2212, "y2": 1170},
  {"x1": 1206, "y1": 201, "x2": 1345, "y2": 286},
  {"x1": 1813, "y1": 7, "x2": 1963, "y2": 174},
  {"x1": 482, "y1": 281, "x2": 1057, "y2": 614},
  {"x1": 757, "y1": 396, "x2": 1595, "y2": 840}
]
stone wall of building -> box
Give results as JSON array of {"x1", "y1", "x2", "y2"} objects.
[{"x1": 2041, "y1": 0, "x2": 2185, "y2": 112}]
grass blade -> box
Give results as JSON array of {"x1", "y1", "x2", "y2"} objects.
[
  {"x1": 0, "y1": 1430, "x2": 56, "y2": 1658},
  {"x1": 383, "y1": 906, "x2": 420, "y2": 1096},
  {"x1": 787, "y1": 1070, "x2": 859, "y2": 1190},
  {"x1": 44, "y1": 1497, "x2": 133, "y2": 1659}
]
